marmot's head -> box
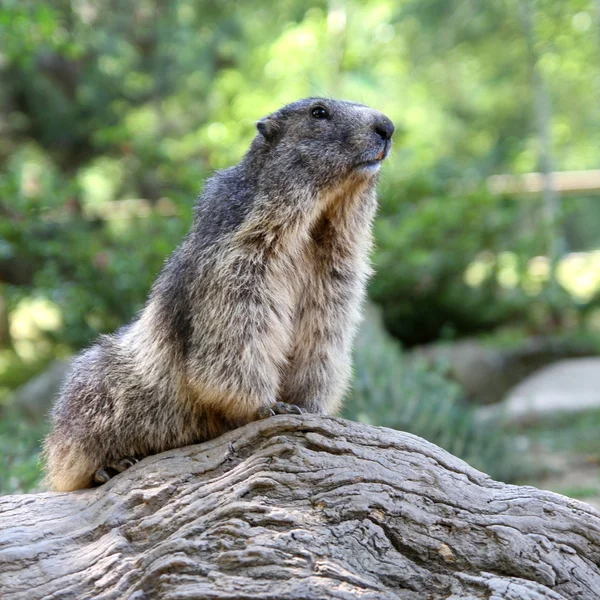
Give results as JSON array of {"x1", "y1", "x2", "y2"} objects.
[{"x1": 254, "y1": 97, "x2": 394, "y2": 190}]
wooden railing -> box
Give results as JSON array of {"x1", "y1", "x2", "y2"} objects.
[{"x1": 488, "y1": 170, "x2": 600, "y2": 196}]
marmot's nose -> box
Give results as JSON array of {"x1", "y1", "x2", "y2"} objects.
[{"x1": 374, "y1": 116, "x2": 395, "y2": 142}]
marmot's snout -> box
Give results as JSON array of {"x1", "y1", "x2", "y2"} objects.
[
  {"x1": 373, "y1": 115, "x2": 395, "y2": 142},
  {"x1": 373, "y1": 114, "x2": 394, "y2": 162},
  {"x1": 355, "y1": 110, "x2": 395, "y2": 170}
]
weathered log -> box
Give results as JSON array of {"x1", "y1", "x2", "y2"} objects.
[{"x1": 1, "y1": 415, "x2": 599, "y2": 599}]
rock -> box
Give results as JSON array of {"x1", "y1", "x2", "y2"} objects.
[
  {"x1": 481, "y1": 357, "x2": 600, "y2": 424},
  {"x1": 1, "y1": 414, "x2": 600, "y2": 599},
  {"x1": 412, "y1": 337, "x2": 597, "y2": 405}
]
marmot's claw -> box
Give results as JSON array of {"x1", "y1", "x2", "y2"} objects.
[
  {"x1": 93, "y1": 468, "x2": 113, "y2": 484},
  {"x1": 114, "y1": 457, "x2": 138, "y2": 472},
  {"x1": 256, "y1": 406, "x2": 276, "y2": 420},
  {"x1": 256, "y1": 402, "x2": 305, "y2": 420},
  {"x1": 271, "y1": 402, "x2": 306, "y2": 415},
  {"x1": 94, "y1": 457, "x2": 139, "y2": 484}
]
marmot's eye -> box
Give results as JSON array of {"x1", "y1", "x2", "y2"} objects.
[{"x1": 311, "y1": 106, "x2": 329, "y2": 119}]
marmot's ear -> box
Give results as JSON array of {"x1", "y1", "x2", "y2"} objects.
[{"x1": 256, "y1": 117, "x2": 279, "y2": 142}]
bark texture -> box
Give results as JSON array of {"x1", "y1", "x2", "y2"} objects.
[{"x1": 1, "y1": 415, "x2": 599, "y2": 600}]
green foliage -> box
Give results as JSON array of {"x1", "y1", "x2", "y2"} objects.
[
  {"x1": 0, "y1": 150, "x2": 192, "y2": 346},
  {"x1": 372, "y1": 180, "x2": 529, "y2": 345},
  {"x1": 345, "y1": 306, "x2": 524, "y2": 482},
  {"x1": 371, "y1": 173, "x2": 596, "y2": 345},
  {"x1": 1, "y1": 0, "x2": 598, "y2": 353},
  {"x1": 0, "y1": 413, "x2": 47, "y2": 494}
]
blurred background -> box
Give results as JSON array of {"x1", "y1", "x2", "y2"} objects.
[{"x1": 1, "y1": 0, "x2": 600, "y2": 500}]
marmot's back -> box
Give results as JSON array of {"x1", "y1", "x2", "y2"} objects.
[{"x1": 44, "y1": 98, "x2": 394, "y2": 491}]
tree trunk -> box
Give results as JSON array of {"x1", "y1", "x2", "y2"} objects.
[
  {"x1": 519, "y1": 0, "x2": 565, "y2": 265},
  {"x1": 1, "y1": 415, "x2": 599, "y2": 599}
]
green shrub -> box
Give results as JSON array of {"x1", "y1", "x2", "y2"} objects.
[
  {"x1": 0, "y1": 158, "x2": 193, "y2": 349},
  {"x1": 0, "y1": 412, "x2": 47, "y2": 494},
  {"x1": 370, "y1": 177, "x2": 541, "y2": 346}
]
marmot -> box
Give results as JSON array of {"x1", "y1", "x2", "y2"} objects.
[{"x1": 44, "y1": 98, "x2": 394, "y2": 491}]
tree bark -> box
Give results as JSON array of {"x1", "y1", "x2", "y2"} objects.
[{"x1": 1, "y1": 415, "x2": 599, "y2": 599}]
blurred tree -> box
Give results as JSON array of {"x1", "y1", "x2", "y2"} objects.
[{"x1": 519, "y1": 0, "x2": 565, "y2": 319}]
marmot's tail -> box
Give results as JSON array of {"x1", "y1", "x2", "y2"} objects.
[{"x1": 42, "y1": 435, "x2": 98, "y2": 492}]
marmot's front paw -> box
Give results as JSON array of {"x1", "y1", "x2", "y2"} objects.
[
  {"x1": 257, "y1": 402, "x2": 306, "y2": 419},
  {"x1": 93, "y1": 457, "x2": 139, "y2": 485}
]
